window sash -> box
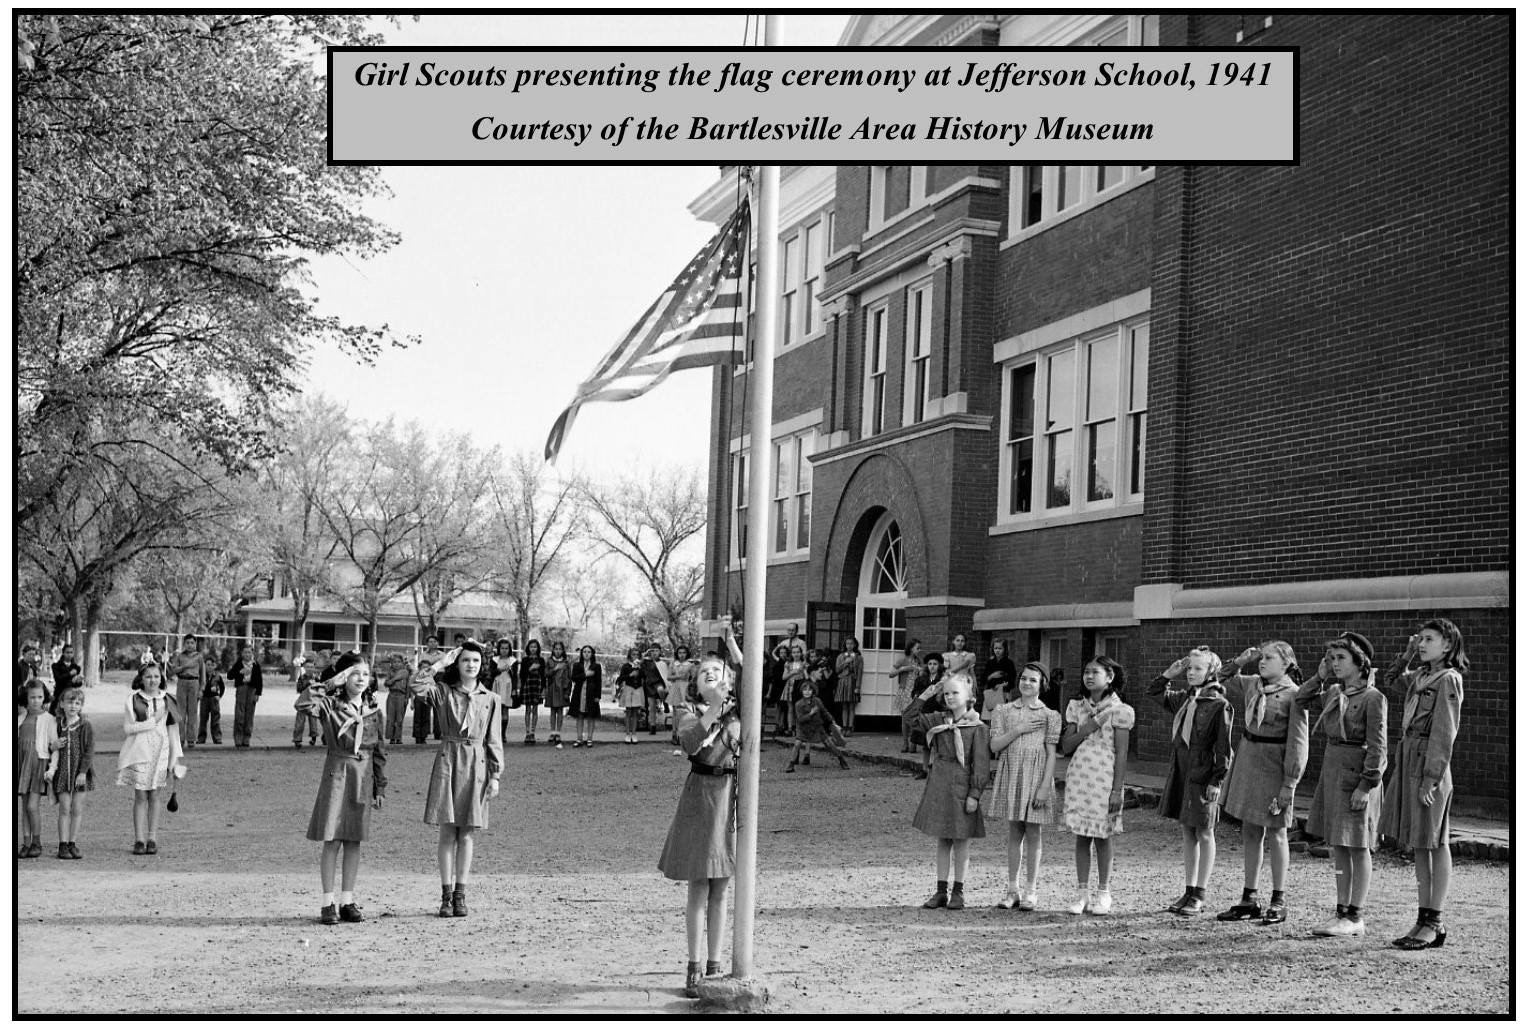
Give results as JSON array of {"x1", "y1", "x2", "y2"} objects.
[
  {"x1": 903, "y1": 281, "x2": 933, "y2": 426},
  {"x1": 1011, "y1": 165, "x2": 1152, "y2": 233},
  {"x1": 864, "y1": 304, "x2": 889, "y2": 437},
  {"x1": 1001, "y1": 319, "x2": 1150, "y2": 520}
]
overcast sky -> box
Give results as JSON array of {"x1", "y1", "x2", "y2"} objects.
[{"x1": 306, "y1": 14, "x2": 850, "y2": 482}]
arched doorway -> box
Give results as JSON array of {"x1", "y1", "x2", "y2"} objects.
[{"x1": 856, "y1": 513, "x2": 908, "y2": 717}]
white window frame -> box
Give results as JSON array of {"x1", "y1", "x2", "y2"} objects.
[
  {"x1": 869, "y1": 165, "x2": 928, "y2": 233},
  {"x1": 862, "y1": 302, "x2": 890, "y2": 438},
  {"x1": 1007, "y1": 164, "x2": 1156, "y2": 243},
  {"x1": 770, "y1": 430, "x2": 817, "y2": 557},
  {"x1": 997, "y1": 317, "x2": 1149, "y2": 526},
  {"x1": 730, "y1": 450, "x2": 750, "y2": 567},
  {"x1": 901, "y1": 278, "x2": 934, "y2": 427},
  {"x1": 1076, "y1": 14, "x2": 1158, "y2": 47}
]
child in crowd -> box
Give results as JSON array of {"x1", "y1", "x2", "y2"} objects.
[
  {"x1": 906, "y1": 652, "x2": 947, "y2": 780},
  {"x1": 989, "y1": 662, "x2": 1060, "y2": 910},
  {"x1": 1215, "y1": 641, "x2": 1308, "y2": 925},
  {"x1": 517, "y1": 639, "x2": 547, "y2": 745},
  {"x1": 196, "y1": 664, "x2": 226, "y2": 745},
  {"x1": 569, "y1": 645, "x2": 603, "y2": 748},
  {"x1": 943, "y1": 633, "x2": 976, "y2": 683},
  {"x1": 1296, "y1": 632, "x2": 1387, "y2": 937},
  {"x1": 297, "y1": 653, "x2": 387, "y2": 925},
  {"x1": 116, "y1": 662, "x2": 185, "y2": 855},
  {"x1": 47, "y1": 687, "x2": 94, "y2": 859},
  {"x1": 1381, "y1": 621, "x2": 1465, "y2": 949},
  {"x1": 1061, "y1": 657, "x2": 1134, "y2": 915},
  {"x1": 15, "y1": 680, "x2": 56, "y2": 858},
  {"x1": 616, "y1": 647, "x2": 646, "y2": 744},
  {"x1": 413, "y1": 641, "x2": 504, "y2": 918},
  {"x1": 1148, "y1": 647, "x2": 1233, "y2": 917},
  {"x1": 776, "y1": 644, "x2": 808, "y2": 737},
  {"x1": 544, "y1": 641, "x2": 572, "y2": 749},
  {"x1": 488, "y1": 639, "x2": 516, "y2": 744},
  {"x1": 891, "y1": 641, "x2": 924, "y2": 753},
  {"x1": 293, "y1": 656, "x2": 321, "y2": 749},
  {"x1": 785, "y1": 678, "x2": 850, "y2": 773},
  {"x1": 980, "y1": 639, "x2": 1017, "y2": 720},
  {"x1": 834, "y1": 637, "x2": 863, "y2": 735},
  {"x1": 659, "y1": 653, "x2": 741, "y2": 996},
  {"x1": 912, "y1": 674, "x2": 989, "y2": 911}
]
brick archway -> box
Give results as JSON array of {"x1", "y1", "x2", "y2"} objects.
[{"x1": 814, "y1": 451, "x2": 932, "y2": 606}]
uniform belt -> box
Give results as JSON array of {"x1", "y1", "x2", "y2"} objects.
[
  {"x1": 1244, "y1": 730, "x2": 1287, "y2": 744},
  {"x1": 690, "y1": 761, "x2": 736, "y2": 777}
]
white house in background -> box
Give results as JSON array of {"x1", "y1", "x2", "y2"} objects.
[{"x1": 241, "y1": 573, "x2": 516, "y2": 659}]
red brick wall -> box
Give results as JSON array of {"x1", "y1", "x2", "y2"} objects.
[
  {"x1": 985, "y1": 516, "x2": 1144, "y2": 609},
  {"x1": 1144, "y1": 13, "x2": 1512, "y2": 588}
]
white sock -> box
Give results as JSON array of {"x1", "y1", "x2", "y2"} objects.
[
  {"x1": 340, "y1": 891, "x2": 353, "y2": 905},
  {"x1": 323, "y1": 892, "x2": 335, "y2": 906}
]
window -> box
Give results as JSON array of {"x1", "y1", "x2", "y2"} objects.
[
  {"x1": 1010, "y1": 165, "x2": 1154, "y2": 235},
  {"x1": 1000, "y1": 319, "x2": 1149, "y2": 521},
  {"x1": 1098, "y1": 635, "x2": 1125, "y2": 666},
  {"x1": 779, "y1": 215, "x2": 826, "y2": 346},
  {"x1": 771, "y1": 430, "x2": 816, "y2": 555},
  {"x1": 902, "y1": 280, "x2": 933, "y2": 426},
  {"x1": 869, "y1": 166, "x2": 927, "y2": 230},
  {"x1": 870, "y1": 521, "x2": 907, "y2": 594},
  {"x1": 730, "y1": 451, "x2": 749, "y2": 564},
  {"x1": 1077, "y1": 14, "x2": 1159, "y2": 47},
  {"x1": 863, "y1": 303, "x2": 889, "y2": 437}
]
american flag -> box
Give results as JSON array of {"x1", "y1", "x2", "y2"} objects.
[{"x1": 545, "y1": 199, "x2": 750, "y2": 463}]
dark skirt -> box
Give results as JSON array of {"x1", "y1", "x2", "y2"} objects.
[
  {"x1": 1307, "y1": 742, "x2": 1382, "y2": 848},
  {"x1": 1378, "y1": 735, "x2": 1450, "y2": 849},
  {"x1": 658, "y1": 770, "x2": 735, "y2": 880},
  {"x1": 912, "y1": 759, "x2": 986, "y2": 840},
  {"x1": 306, "y1": 751, "x2": 375, "y2": 842},
  {"x1": 568, "y1": 680, "x2": 601, "y2": 719},
  {"x1": 1223, "y1": 738, "x2": 1293, "y2": 828},
  {"x1": 1157, "y1": 737, "x2": 1219, "y2": 829}
]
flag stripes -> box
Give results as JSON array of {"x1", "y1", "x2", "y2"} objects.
[{"x1": 545, "y1": 200, "x2": 750, "y2": 463}]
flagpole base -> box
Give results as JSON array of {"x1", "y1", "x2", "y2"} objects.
[{"x1": 690, "y1": 974, "x2": 771, "y2": 1013}]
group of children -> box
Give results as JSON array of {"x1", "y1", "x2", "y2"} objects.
[{"x1": 906, "y1": 619, "x2": 1468, "y2": 950}]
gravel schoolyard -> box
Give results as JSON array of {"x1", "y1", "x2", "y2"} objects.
[{"x1": 15, "y1": 681, "x2": 1511, "y2": 1014}]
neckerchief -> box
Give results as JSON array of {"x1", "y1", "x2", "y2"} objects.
[
  {"x1": 1172, "y1": 682, "x2": 1223, "y2": 746},
  {"x1": 1403, "y1": 668, "x2": 1445, "y2": 733},
  {"x1": 333, "y1": 697, "x2": 368, "y2": 758},
  {"x1": 1317, "y1": 675, "x2": 1372, "y2": 741},
  {"x1": 926, "y1": 710, "x2": 984, "y2": 767},
  {"x1": 1248, "y1": 679, "x2": 1293, "y2": 732}
]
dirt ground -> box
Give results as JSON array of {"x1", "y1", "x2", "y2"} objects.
[{"x1": 14, "y1": 681, "x2": 1512, "y2": 1014}]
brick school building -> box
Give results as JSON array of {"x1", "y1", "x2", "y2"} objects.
[{"x1": 693, "y1": 13, "x2": 1510, "y2": 807}]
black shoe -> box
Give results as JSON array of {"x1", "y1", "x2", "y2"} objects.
[
  {"x1": 293, "y1": 742, "x2": 303, "y2": 750},
  {"x1": 684, "y1": 963, "x2": 702, "y2": 998},
  {"x1": 132, "y1": 841, "x2": 146, "y2": 855},
  {"x1": 947, "y1": 890, "x2": 965, "y2": 911},
  {"x1": 145, "y1": 840, "x2": 158, "y2": 855},
  {"x1": 212, "y1": 739, "x2": 222, "y2": 745},
  {"x1": 339, "y1": 903, "x2": 364, "y2": 923},
  {"x1": 439, "y1": 886, "x2": 455, "y2": 918},
  {"x1": 921, "y1": 890, "x2": 948, "y2": 909},
  {"x1": 67, "y1": 842, "x2": 82, "y2": 860},
  {"x1": 320, "y1": 904, "x2": 339, "y2": 926},
  {"x1": 451, "y1": 887, "x2": 468, "y2": 918},
  {"x1": 1166, "y1": 890, "x2": 1191, "y2": 913},
  {"x1": 838, "y1": 756, "x2": 850, "y2": 770},
  {"x1": 57, "y1": 843, "x2": 71, "y2": 860},
  {"x1": 1176, "y1": 892, "x2": 1204, "y2": 917},
  {"x1": 1260, "y1": 899, "x2": 1288, "y2": 924},
  {"x1": 196, "y1": 737, "x2": 206, "y2": 744},
  {"x1": 1217, "y1": 902, "x2": 1262, "y2": 921},
  {"x1": 913, "y1": 769, "x2": 928, "y2": 780}
]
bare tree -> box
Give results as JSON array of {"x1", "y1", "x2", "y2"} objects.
[
  {"x1": 265, "y1": 400, "x2": 349, "y2": 656},
  {"x1": 553, "y1": 552, "x2": 631, "y2": 643},
  {"x1": 317, "y1": 418, "x2": 489, "y2": 661},
  {"x1": 408, "y1": 436, "x2": 501, "y2": 638},
  {"x1": 485, "y1": 451, "x2": 584, "y2": 647},
  {"x1": 579, "y1": 466, "x2": 707, "y2": 651}
]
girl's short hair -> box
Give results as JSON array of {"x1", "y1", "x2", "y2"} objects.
[
  {"x1": 923, "y1": 651, "x2": 944, "y2": 668},
  {"x1": 1083, "y1": 656, "x2": 1125, "y2": 700},
  {"x1": 130, "y1": 663, "x2": 163, "y2": 693},
  {"x1": 17, "y1": 679, "x2": 48, "y2": 708},
  {"x1": 1421, "y1": 618, "x2": 1469, "y2": 673},
  {"x1": 57, "y1": 687, "x2": 86, "y2": 706},
  {"x1": 440, "y1": 640, "x2": 486, "y2": 686},
  {"x1": 674, "y1": 645, "x2": 691, "y2": 660},
  {"x1": 1016, "y1": 660, "x2": 1052, "y2": 695},
  {"x1": 941, "y1": 673, "x2": 975, "y2": 700},
  {"x1": 1256, "y1": 640, "x2": 1301, "y2": 683},
  {"x1": 689, "y1": 656, "x2": 732, "y2": 704},
  {"x1": 1188, "y1": 646, "x2": 1223, "y2": 679}
]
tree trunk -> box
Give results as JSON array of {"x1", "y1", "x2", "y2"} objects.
[{"x1": 83, "y1": 595, "x2": 105, "y2": 689}]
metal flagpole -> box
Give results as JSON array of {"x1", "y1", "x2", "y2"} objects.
[{"x1": 732, "y1": 11, "x2": 782, "y2": 982}]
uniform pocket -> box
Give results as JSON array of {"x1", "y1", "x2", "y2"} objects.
[{"x1": 1336, "y1": 769, "x2": 1363, "y2": 792}]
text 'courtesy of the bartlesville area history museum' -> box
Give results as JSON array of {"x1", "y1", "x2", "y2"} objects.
[{"x1": 329, "y1": 49, "x2": 1297, "y2": 165}]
